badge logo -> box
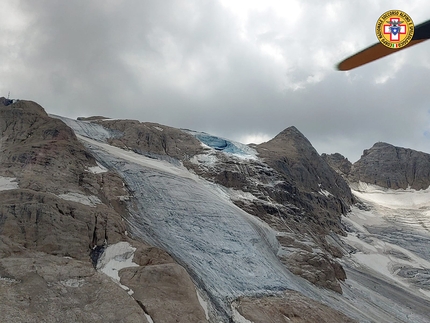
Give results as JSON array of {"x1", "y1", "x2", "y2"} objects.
[{"x1": 376, "y1": 10, "x2": 414, "y2": 48}]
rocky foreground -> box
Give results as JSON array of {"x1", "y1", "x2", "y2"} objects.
[
  {"x1": 0, "y1": 100, "x2": 208, "y2": 322},
  {"x1": 1, "y1": 98, "x2": 430, "y2": 322}
]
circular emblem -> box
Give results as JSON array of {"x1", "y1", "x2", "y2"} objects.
[{"x1": 375, "y1": 10, "x2": 414, "y2": 49}]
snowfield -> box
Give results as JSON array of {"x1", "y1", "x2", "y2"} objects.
[
  {"x1": 0, "y1": 176, "x2": 18, "y2": 191},
  {"x1": 340, "y1": 182, "x2": 430, "y2": 321},
  {"x1": 58, "y1": 192, "x2": 101, "y2": 207}
]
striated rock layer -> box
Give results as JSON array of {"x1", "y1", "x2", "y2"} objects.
[
  {"x1": 324, "y1": 142, "x2": 430, "y2": 190},
  {"x1": 349, "y1": 142, "x2": 430, "y2": 190}
]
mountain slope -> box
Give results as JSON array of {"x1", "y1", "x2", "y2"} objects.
[
  {"x1": 3, "y1": 98, "x2": 430, "y2": 322},
  {"x1": 0, "y1": 99, "x2": 208, "y2": 323},
  {"x1": 349, "y1": 142, "x2": 430, "y2": 189}
]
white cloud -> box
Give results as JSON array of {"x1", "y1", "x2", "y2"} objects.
[{"x1": 239, "y1": 133, "x2": 272, "y2": 145}]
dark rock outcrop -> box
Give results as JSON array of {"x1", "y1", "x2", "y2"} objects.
[
  {"x1": 94, "y1": 119, "x2": 204, "y2": 161},
  {"x1": 257, "y1": 127, "x2": 355, "y2": 227},
  {"x1": 321, "y1": 152, "x2": 352, "y2": 176},
  {"x1": 0, "y1": 96, "x2": 13, "y2": 106},
  {"x1": 349, "y1": 142, "x2": 430, "y2": 189}
]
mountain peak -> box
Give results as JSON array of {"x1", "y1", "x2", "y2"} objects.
[
  {"x1": 275, "y1": 126, "x2": 308, "y2": 140},
  {"x1": 258, "y1": 126, "x2": 313, "y2": 158},
  {"x1": 256, "y1": 125, "x2": 354, "y2": 219},
  {"x1": 350, "y1": 142, "x2": 430, "y2": 189}
]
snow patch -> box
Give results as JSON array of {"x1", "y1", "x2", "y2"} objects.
[
  {"x1": 319, "y1": 189, "x2": 332, "y2": 197},
  {"x1": 0, "y1": 176, "x2": 18, "y2": 191},
  {"x1": 51, "y1": 115, "x2": 117, "y2": 142},
  {"x1": 77, "y1": 134, "x2": 199, "y2": 181},
  {"x1": 153, "y1": 126, "x2": 163, "y2": 131},
  {"x1": 0, "y1": 276, "x2": 20, "y2": 284},
  {"x1": 351, "y1": 181, "x2": 430, "y2": 209},
  {"x1": 231, "y1": 302, "x2": 254, "y2": 323},
  {"x1": 144, "y1": 313, "x2": 154, "y2": 323},
  {"x1": 419, "y1": 288, "x2": 430, "y2": 299},
  {"x1": 196, "y1": 288, "x2": 210, "y2": 320},
  {"x1": 58, "y1": 192, "x2": 101, "y2": 207},
  {"x1": 97, "y1": 241, "x2": 139, "y2": 294},
  {"x1": 88, "y1": 161, "x2": 108, "y2": 174},
  {"x1": 119, "y1": 195, "x2": 130, "y2": 202},
  {"x1": 342, "y1": 186, "x2": 430, "y2": 299},
  {"x1": 59, "y1": 278, "x2": 86, "y2": 287},
  {"x1": 190, "y1": 152, "x2": 219, "y2": 166},
  {"x1": 228, "y1": 188, "x2": 258, "y2": 202}
]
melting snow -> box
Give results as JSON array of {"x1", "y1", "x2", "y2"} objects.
[
  {"x1": 59, "y1": 278, "x2": 86, "y2": 287},
  {"x1": 97, "y1": 241, "x2": 139, "y2": 294},
  {"x1": 50, "y1": 114, "x2": 120, "y2": 142},
  {"x1": 77, "y1": 134, "x2": 198, "y2": 180},
  {"x1": 190, "y1": 152, "x2": 219, "y2": 166},
  {"x1": 58, "y1": 192, "x2": 101, "y2": 207},
  {"x1": 144, "y1": 313, "x2": 155, "y2": 323},
  {"x1": 0, "y1": 176, "x2": 18, "y2": 191},
  {"x1": 351, "y1": 181, "x2": 430, "y2": 209},
  {"x1": 196, "y1": 288, "x2": 210, "y2": 320},
  {"x1": 342, "y1": 183, "x2": 430, "y2": 302},
  {"x1": 231, "y1": 302, "x2": 253, "y2": 323},
  {"x1": 88, "y1": 161, "x2": 108, "y2": 174},
  {"x1": 319, "y1": 189, "x2": 332, "y2": 197}
]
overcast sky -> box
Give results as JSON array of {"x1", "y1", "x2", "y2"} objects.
[{"x1": 2, "y1": 1, "x2": 430, "y2": 162}]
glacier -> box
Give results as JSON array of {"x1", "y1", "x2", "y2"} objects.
[
  {"x1": 184, "y1": 130, "x2": 258, "y2": 159},
  {"x1": 53, "y1": 115, "x2": 430, "y2": 323}
]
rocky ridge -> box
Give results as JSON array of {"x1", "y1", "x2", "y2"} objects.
[
  {"x1": 0, "y1": 99, "x2": 208, "y2": 323},
  {"x1": 349, "y1": 142, "x2": 430, "y2": 189},
  {"x1": 323, "y1": 142, "x2": 430, "y2": 190},
  {"x1": 8, "y1": 98, "x2": 428, "y2": 322}
]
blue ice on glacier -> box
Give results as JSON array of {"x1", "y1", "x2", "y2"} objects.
[{"x1": 185, "y1": 130, "x2": 257, "y2": 159}]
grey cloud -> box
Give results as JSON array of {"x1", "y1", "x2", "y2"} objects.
[{"x1": 1, "y1": 0, "x2": 430, "y2": 162}]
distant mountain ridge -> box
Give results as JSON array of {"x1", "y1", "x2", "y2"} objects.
[
  {"x1": 2, "y1": 97, "x2": 430, "y2": 322},
  {"x1": 323, "y1": 142, "x2": 430, "y2": 190}
]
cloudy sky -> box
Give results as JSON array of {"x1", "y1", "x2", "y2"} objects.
[{"x1": 2, "y1": 0, "x2": 430, "y2": 162}]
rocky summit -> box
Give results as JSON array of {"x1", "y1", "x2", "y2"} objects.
[
  {"x1": 324, "y1": 142, "x2": 430, "y2": 190},
  {"x1": 1, "y1": 98, "x2": 430, "y2": 323}
]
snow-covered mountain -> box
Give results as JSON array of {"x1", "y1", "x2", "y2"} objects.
[{"x1": 1, "y1": 99, "x2": 430, "y2": 323}]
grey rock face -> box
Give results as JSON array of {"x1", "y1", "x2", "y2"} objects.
[
  {"x1": 94, "y1": 119, "x2": 204, "y2": 160},
  {"x1": 0, "y1": 254, "x2": 149, "y2": 323},
  {"x1": 256, "y1": 127, "x2": 355, "y2": 229},
  {"x1": 0, "y1": 101, "x2": 209, "y2": 323},
  {"x1": 0, "y1": 96, "x2": 13, "y2": 106},
  {"x1": 235, "y1": 291, "x2": 357, "y2": 323},
  {"x1": 349, "y1": 142, "x2": 430, "y2": 189},
  {"x1": 321, "y1": 152, "x2": 352, "y2": 176}
]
